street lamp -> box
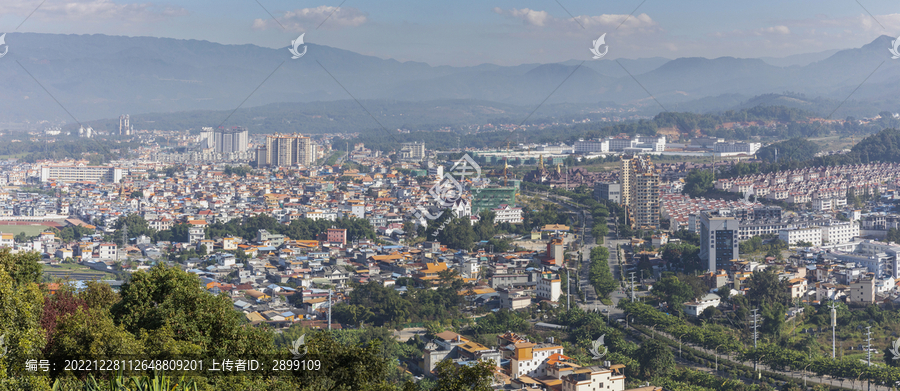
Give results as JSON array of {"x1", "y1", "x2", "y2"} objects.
[
  {"x1": 802, "y1": 363, "x2": 812, "y2": 390},
  {"x1": 675, "y1": 331, "x2": 688, "y2": 358},
  {"x1": 714, "y1": 344, "x2": 725, "y2": 373},
  {"x1": 756, "y1": 354, "x2": 766, "y2": 375}
]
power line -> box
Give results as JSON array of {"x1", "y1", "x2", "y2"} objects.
[{"x1": 830, "y1": 301, "x2": 838, "y2": 358}]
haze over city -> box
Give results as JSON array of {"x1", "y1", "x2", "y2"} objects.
[
  {"x1": 3, "y1": 1, "x2": 900, "y2": 391},
  {"x1": 1, "y1": 0, "x2": 899, "y2": 66}
]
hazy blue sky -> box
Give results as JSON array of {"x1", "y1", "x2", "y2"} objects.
[{"x1": 1, "y1": 0, "x2": 899, "y2": 66}]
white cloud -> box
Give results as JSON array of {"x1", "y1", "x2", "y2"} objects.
[
  {"x1": 711, "y1": 25, "x2": 791, "y2": 38},
  {"x1": 492, "y1": 7, "x2": 660, "y2": 34},
  {"x1": 0, "y1": 0, "x2": 187, "y2": 22},
  {"x1": 252, "y1": 6, "x2": 367, "y2": 32}
]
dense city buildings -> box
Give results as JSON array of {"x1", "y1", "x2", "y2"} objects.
[{"x1": 715, "y1": 163, "x2": 898, "y2": 206}]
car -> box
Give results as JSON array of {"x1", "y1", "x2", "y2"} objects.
[{"x1": 602, "y1": 308, "x2": 609, "y2": 313}]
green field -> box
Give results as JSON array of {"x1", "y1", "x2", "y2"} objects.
[
  {"x1": 0, "y1": 224, "x2": 49, "y2": 237},
  {"x1": 0, "y1": 152, "x2": 29, "y2": 159},
  {"x1": 43, "y1": 263, "x2": 116, "y2": 282}
]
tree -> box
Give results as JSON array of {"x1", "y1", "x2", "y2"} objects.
[
  {"x1": 683, "y1": 169, "x2": 715, "y2": 197},
  {"x1": 332, "y1": 303, "x2": 375, "y2": 327},
  {"x1": 473, "y1": 211, "x2": 497, "y2": 242},
  {"x1": 45, "y1": 307, "x2": 144, "y2": 377},
  {"x1": 0, "y1": 250, "x2": 49, "y2": 389},
  {"x1": 635, "y1": 338, "x2": 675, "y2": 379},
  {"x1": 111, "y1": 264, "x2": 273, "y2": 358},
  {"x1": 433, "y1": 359, "x2": 496, "y2": 391},
  {"x1": 653, "y1": 275, "x2": 695, "y2": 313},
  {"x1": 700, "y1": 306, "x2": 719, "y2": 321},
  {"x1": 746, "y1": 268, "x2": 789, "y2": 307},
  {"x1": 0, "y1": 248, "x2": 42, "y2": 287},
  {"x1": 79, "y1": 280, "x2": 120, "y2": 310},
  {"x1": 437, "y1": 268, "x2": 460, "y2": 286},
  {"x1": 760, "y1": 301, "x2": 786, "y2": 338},
  {"x1": 40, "y1": 286, "x2": 87, "y2": 354},
  {"x1": 402, "y1": 221, "x2": 419, "y2": 238},
  {"x1": 589, "y1": 247, "x2": 617, "y2": 299},
  {"x1": 435, "y1": 217, "x2": 475, "y2": 250}
]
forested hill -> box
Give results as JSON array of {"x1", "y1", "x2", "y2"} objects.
[{"x1": 343, "y1": 105, "x2": 894, "y2": 153}]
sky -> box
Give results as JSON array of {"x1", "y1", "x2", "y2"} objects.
[{"x1": 0, "y1": 0, "x2": 899, "y2": 66}]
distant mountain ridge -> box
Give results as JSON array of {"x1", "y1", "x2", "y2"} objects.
[{"x1": 0, "y1": 33, "x2": 898, "y2": 125}]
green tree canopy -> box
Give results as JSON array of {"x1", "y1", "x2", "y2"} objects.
[
  {"x1": 111, "y1": 264, "x2": 273, "y2": 358},
  {"x1": 635, "y1": 338, "x2": 675, "y2": 379},
  {"x1": 683, "y1": 169, "x2": 715, "y2": 197}
]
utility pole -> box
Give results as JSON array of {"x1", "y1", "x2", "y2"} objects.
[
  {"x1": 830, "y1": 302, "x2": 837, "y2": 358},
  {"x1": 750, "y1": 308, "x2": 759, "y2": 348},
  {"x1": 629, "y1": 272, "x2": 636, "y2": 302},
  {"x1": 581, "y1": 209, "x2": 585, "y2": 249},
  {"x1": 327, "y1": 289, "x2": 332, "y2": 331},
  {"x1": 866, "y1": 326, "x2": 872, "y2": 367},
  {"x1": 750, "y1": 308, "x2": 759, "y2": 370},
  {"x1": 119, "y1": 222, "x2": 127, "y2": 262}
]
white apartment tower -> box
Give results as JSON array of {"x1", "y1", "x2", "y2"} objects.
[{"x1": 119, "y1": 114, "x2": 132, "y2": 136}]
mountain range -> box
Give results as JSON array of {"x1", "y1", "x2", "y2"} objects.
[{"x1": 1, "y1": 33, "x2": 898, "y2": 127}]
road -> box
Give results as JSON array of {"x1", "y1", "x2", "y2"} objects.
[
  {"x1": 528, "y1": 191, "x2": 879, "y2": 390},
  {"x1": 649, "y1": 327, "x2": 888, "y2": 391},
  {"x1": 527, "y1": 191, "x2": 644, "y2": 317}
]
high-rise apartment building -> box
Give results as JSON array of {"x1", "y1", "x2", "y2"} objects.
[
  {"x1": 119, "y1": 114, "x2": 131, "y2": 136},
  {"x1": 199, "y1": 127, "x2": 215, "y2": 149},
  {"x1": 214, "y1": 127, "x2": 249, "y2": 153},
  {"x1": 256, "y1": 134, "x2": 315, "y2": 167},
  {"x1": 699, "y1": 209, "x2": 740, "y2": 272},
  {"x1": 621, "y1": 155, "x2": 659, "y2": 229},
  {"x1": 400, "y1": 142, "x2": 426, "y2": 161}
]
